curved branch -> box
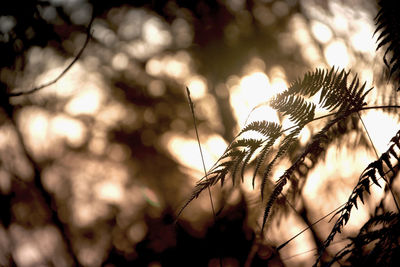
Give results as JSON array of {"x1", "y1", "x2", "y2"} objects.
[{"x1": 7, "y1": 14, "x2": 94, "y2": 97}]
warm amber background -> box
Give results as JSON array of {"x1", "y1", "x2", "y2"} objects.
[{"x1": 0, "y1": 0, "x2": 398, "y2": 266}]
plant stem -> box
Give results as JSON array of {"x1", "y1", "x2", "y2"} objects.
[{"x1": 186, "y1": 87, "x2": 223, "y2": 267}]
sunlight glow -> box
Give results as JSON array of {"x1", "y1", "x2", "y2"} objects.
[
  {"x1": 311, "y1": 20, "x2": 332, "y2": 44},
  {"x1": 162, "y1": 133, "x2": 227, "y2": 173},
  {"x1": 290, "y1": 15, "x2": 322, "y2": 65},
  {"x1": 330, "y1": 2, "x2": 349, "y2": 35},
  {"x1": 240, "y1": 72, "x2": 270, "y2": 99},
  {"x1": 92, "y1": 22, "x2": 117, "y2": 47},
  {"x1": 269, "y1": 66, "x2": 288, "y2": 93},
  {"x1": 118, "y1": 9, "x2": 144, "y2": 40},
  {"x1": 146, "y1": 52, "x2": 192, "y2": 80},
  {"x1": 231, "y1": 71, "x2": 279, "y2": 127},
  {"x1": 362, "y1": 110, "x2": 399, "y2": 154},
  {"x1": 267, "y1": 213, "x2": 315, "y2": 266},
  {"x1": 65, "y1": 86, "x2": 104, "y2": 116},
  {"x1": 171, "y1": 18, "x2": 193, "y2": 48},
  {"x1": 304, "y1": 146, "x2": 374, "y2": 207},
  {"x1": 142, "y1": 17, "x2": 172, "y2": 47},
  {"x1": 18, "y1": 108, "x2": 51, "y2": 157},
  {"x1": 95, "y1": 180, "x2": 124, "y2": 204},
  {"x1": 29, "y1": 111, "x2": 49, "y2": 141},
  {"x1": 73, "y1": 202, "x2": 100, "y2": 227},
  {"x1": 51, "y1": 115, "x2": 86, "y2": 147},
  {"x1": 148, "y1": 80, "x2": 166, "y2": 97},
  {"x1": 324, "y1": 40, "x2": 349, "y2": 68},
  {"x1": 186, "y1": 75, "x2": 207, "y2": 99},
  {"x1": 97, "y1": 102, "x2": 128, "y2": 127},
  {"x1": 14, "y1": 242, "x2": 42, "y2": 266},
  {"x1": 350, "y1": 25, "x2": 375, "y2": 53},
  {"x1": 122, "y1": 14, "x2": 172, "y2": 60},
  {"x1": 33, "y1": 62, "x2": 85, "y2": 98},
  {"x1": 165, "y1": 53, "x2": 190, "y2": 80},
  {"x1": 112, "y1": 52, "x2": 129, "y2": 70}
]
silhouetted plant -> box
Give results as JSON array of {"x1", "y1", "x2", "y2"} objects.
[
  {"x1": 375, "y1": 0, "x2": 400, "y2": 90},
  {"x1": 180, "y1": 1, "x2": 400, "y2": 265}
]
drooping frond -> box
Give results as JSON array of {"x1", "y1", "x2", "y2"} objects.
[
  {"x1": 328, "y1": 212, "x2": 400, "y2": 266},
  {"x1": 260, "y1": 113, "x2": 353, "y2": 229},
  {"x1": 359, "y1": 211, "x2": 399, "y2": 234},
  {"x1": 258, "y1": 68, "x2": 371, "y2": 225},
  {"x1": 251, "y1": 136, "x2": 279, "y2": 187},
  {"x1": 262, "y1": 175, "x2": 287, "y2": 231},
  {"x1": 260, "y1": 127, "x2": 301, "y2": 199},
  {"x1": 179, "y1": 67, "x2": 373, "y2": 230},
  {"x1": 315, "y1": 129, "x2": 400, "y2": 266},
  {"x1": 375, "y1": 0, "x2": 400, "y2": 90}
]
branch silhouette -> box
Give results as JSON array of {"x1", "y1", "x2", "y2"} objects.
[{"x1": 7, "y1": 13, "x2": 95, "y2": 97}]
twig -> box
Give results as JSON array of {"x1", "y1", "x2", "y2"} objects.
[{"x1": 7, "y1": 15, "x2": 95, "y2": 97}]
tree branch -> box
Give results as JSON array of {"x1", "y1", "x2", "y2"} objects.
[{"x1": 7, "y1": 14, "x2": 94, "y2": 97}]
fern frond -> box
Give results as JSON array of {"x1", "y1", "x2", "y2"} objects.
[
  {"x1": 287, "y1": 67, "x2": 368, "y2": 112},
  {"x1": 252, "y1": 136, "x2": 279, "y2": 187},
  {"x1": 179, "y1": 67, "x2": 373, "y2": 234},
  {"x1": 177, "y1": 174, "x2": 221, "y2": 218},
  {"x1": 219, "y1": 149, "x2": 249, "y2": 161},
  {"x1": 228, "y1": 138, "x2": 264, "y2": 150},
  {"x1": 270, "y1": 95, "x2": 316, "y2": 125},
  {"x1": 328, "y1": 212, "x2": 400, "y2": 266},
  {"x1": 261, "y1": 176, "x2": 288, "y2": 232},
  {"x1": 261, "y1": 114, "x2": 352, "y2": 227},
  {"x1": 267, "y1": 67, "x2": 369, "y2": 136},
  {"x1": 260, "y1": 127, "x2": 301, "y2": 199},
  {"x1": 375, "y1": 0, "x2": 400, "y2": 90},
  {"x1": 238, "y1": 121, "x2": 281, "y2": 138},
  {"x1": 286, "y1": 114, "x2": 364, "y2": 206},
  {"x1": 359, "y1": 211, "x2": 398, "y2": 234},
  {"x1": 231, "y1": 149, "x2": 247, "y2": 185},
  {"x1": 316, "y1": 129, "x2": 400, "y2": 266},
  {"x1": 240, "y1": 144, "x2": 261, "y2": 182}
]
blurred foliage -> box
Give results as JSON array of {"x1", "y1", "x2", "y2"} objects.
[{"x1": 0, "y1": 0, "x2": 398, "y2": 266}]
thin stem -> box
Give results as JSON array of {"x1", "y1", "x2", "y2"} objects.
[
  {"x1": 186, "y1": 87, "x2": 217, "y2": 219},
  {"x1": 186, "y1": 87, "x2": 222, "y2": 266}
]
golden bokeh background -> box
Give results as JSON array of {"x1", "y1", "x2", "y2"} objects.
[{"x1": 0, "y1": 0, "x2": 399, "y2": 266}]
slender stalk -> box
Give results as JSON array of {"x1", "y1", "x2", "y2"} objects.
[{"x1": 186, "y1": 87, "x2": 223, "y2": 267}]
